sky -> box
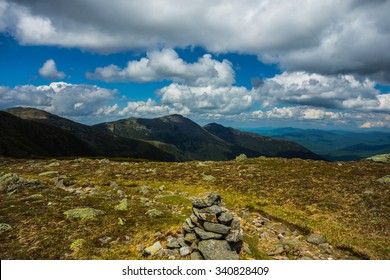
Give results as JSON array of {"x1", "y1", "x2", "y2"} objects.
[{"x1": 0, "y1": 0, "x2": 389, "y2": 130}]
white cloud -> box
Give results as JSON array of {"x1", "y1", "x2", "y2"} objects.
[
  {"x1": 87, "y1": 49, "x2": 235, "y2": 86},
  {"x1": 39, "y1": 59, "x2": 66, "y2": 80},
  {"x1": 3, "y1": 0, "x2": 390, "y2": 81},
  {"x1": 253, "y1": 72, "x2": 390, "y2": 113},
  {"x1": 158, "y1": 84, "x2": 252, "y2": 115},
  {"x1": 0, "y1": 82, "x2": 117, "y2": 116}
]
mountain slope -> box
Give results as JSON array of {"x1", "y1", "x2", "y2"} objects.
[
  {"x1": 4, "y1": 107, "x2": 177, "y2": 161},
  {"x1": 0, "y1": 111, "x2": 95, "y2": 157},
  {"x1": 204, "y1": 123, "x2": 324, "y2": 160},
  {"x1": 95, "y1": 114, "x2": 235, "y2": 161}
]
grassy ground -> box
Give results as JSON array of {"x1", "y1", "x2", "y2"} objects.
[{"x1": 0, "y1": 157, "x2": 389, "y2": 259}]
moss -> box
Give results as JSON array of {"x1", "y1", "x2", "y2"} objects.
[
  {"x1": 70, "y1": 239, "x2": 86, "y2": 250},
  {"x1": 114, "y1": 199, "x2": 128, "y2": 211},
  {"x1": 64, "y1": 208, "x2": 105, "y2": 220}
]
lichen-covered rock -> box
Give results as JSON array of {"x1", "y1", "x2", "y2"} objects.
[
  {"x1": 218, "y1": 212, "x2": 233, "y2": 225},
  {"x1": 235, "y1": 154, "x2": 247, "y2": 161},
  {"x1": 146, "y1": 209, "x2": 163, "y2": 218},
  {"x1": 180, "y1": 246, "x2": 191, "y2": 256},
  {"x1": 64, "y1": 208, "x2": 105, "y2": 220},
  {"x1": 191, "y1": 251, "x2": 204, "y2": 260},
  {"x1": 198, "y1": 240, "x2": 239, "y2": 260},
  {"x1": 114, "y1": 198, "x2": 128, "y2": 211},
  {"x1": 307, "y1": 233, "x2": 326, "y2": 245},
  {"x1": 184, "y1": 233, "x2": 197, "y2": 244},
  {"x1": 203, "y1": 221, "x2": 231, "y2": 235},
  {"x1": 166, "y1": 236, "x2": 181, "y2": 249},
  {"x1": 194, "y1": 227, "x2": 223, "y2": 240},
  {"x1": 192, "y1": 192, "x2": 221, "y2": 208},
  {"x1": 377, "y1": 175, "x2": 390, "y2": 184},
  {"x1": 143, "y1": 241, "x2": 162, "y2": 256},
  {"x1": 0, "y1": 173, "x2": 43, "y2": 194},
  {"x1": 225, "y1": 218, "x2": 243, "y2": 242}
]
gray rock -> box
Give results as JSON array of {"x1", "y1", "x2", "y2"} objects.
[
  {"x1": 377, "y1": 175, "x2": 390, "y2": 184},
  {"x1": 185, "y1": 218, "x2": 196, "y2": 228},
  {"x1": 268, "y1": 245, "x2": 284, "y2": 256},
  {"x1": 194, "y1": 227, "x2": 223, "y2": 240},
  {"x1": 139, "y1": 185, "x2": 149, "y2": 195},
  {"x1": 197, "y1": 205, "x2": 222, "y2": 215},
  {"x1": 225, "y1": 218, "x2": 243, "y2": 242},
  {"x1": 218, "y1": 212, "x2": 233, "y2": 225},
  {"x1": 182, "y1": 222, "x2": 193, "y2": 233},
  {"x1": 193, "y1": 207, "x2": 218, "y2": 223},
  {"x1": 99, "y1": 236, "x2": 112, "y2": 244},
  {"x1": 180, "y1": 246, "x2": 191, "y2": 256},
  {"x1": 146, "y1": 209, "x2": 163, "y2": 218},
  {"x1": 166, "y1": 236, "x2": 181, "y2": 249},
  {"x1": 143, "y1": 241, "x2": 162, "y2": 256},
  {"x1": 191, "y1": 251, "x2": 204, "y2": 260},
  {"x1": 192, "y1": 192, "x2": 221, "y2": 208},
  {"x1": 198, "y1": 240, "x2": 239, "y2": 260},
  {"x1": 177, "y1": 237, "x2": 187, "y2": 247},
  {"x1": 184, "y1": 233, "x2": 197, "y2": 244},
  {"x1": 190, "y1": 214, "x2": 203, "y2": 228},
  {"x1": 307, "y1": 233, "x2": 326, "y2": 245},
  {"x1": 235, "y1": 154, "x2": 247, "y2": 161},
  {"x1": 203, "y1": 221, "x2": 231, "y2": 235},
  {"x1": 318, "y1": 243, "x2": 330, "y2": 250}
]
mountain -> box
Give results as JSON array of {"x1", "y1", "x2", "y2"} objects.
[
  {"x1": 0, "y1": 111, "x2": 94, "y2": 157},
  {"x1": 96, "y1": 114, "x2": 323, "y2": 161},
  {"x1": 4, "y1": 107, "x2": 323, "y2": 161},
  {"x1": 95, "y1": 114, "x2": 234, "y2": 161},
  {"x1": 203, "y1": 123, "x2": 323, "y2": 160},
  {"x1": 4, "y1": 107, "x2": 177, "y2": 161},
  {"x1": 248, "y1": 127, "x2": 390, "y2": 161}
]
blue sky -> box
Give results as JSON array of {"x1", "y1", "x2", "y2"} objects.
[{"x1": 0, "y1": 0, "x2": 389, "y2": 130}]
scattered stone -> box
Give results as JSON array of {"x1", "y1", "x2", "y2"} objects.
[
  {"x1": 159, "y1": 185, "x2": 166, "y2": 191},
  {"x1": 54, "y1": 177, "x2": 65, "y2": 188},
  {"x1": 24, "y1": 193, "x2": 44, "y2": 200},
  {"x1": 166, "y1": 236, "x2": 181, "y2": 249},
  {"x1": 201, "y1": 173, "x2": 216, "y2": 182},
  {"x1": 117, "y1": 190, "x2": 124, "y2": 197},
  {"x1": 110, "y1": 181, "x2": 118, "y2": 187},
  {"x1": 218, "y1": 212, "x2": 233, "y2": 225},
  {"x1": 198, "y1": 240, "x2": 239, "y2": 260},
  {"x1": 0, "y1": 173, "x2": 43, "y2": 194},
  {"x1": 64, "y1": 208, "x2": 105, "y2": 220},
  {"x1": 98, "y1": 158, "x2": 110, "y2": 164},
  {"x1": 191, "y1": 251, "x2": 204, "y2": 260},
  {"x1": 377, "y1": 175, "x2": 390, "y2": 184},
  {"x1": 114, "y1": 198, "x2": 128, "y2": 211},
  {"x1": 194, "y1": 227, "x2": 223, "y2": 240},
  {"x1": 307, "y1": 233, "x2": 326, "y2": 245},
  {"x1": 268, "y1": 245, "x2": 284, "y2": 256},
  {"x1": 0, "y1": 223, "x2": 12, "y2": 232},
  {"x1": 139, "y1": 185, "x2": 150, "y2": 195},
  {"x1": 118, "y1": 218, "x2": 125, "y2": 225},
  {"x1": 124, "y1": 236, "x2": 132, "y2": 242},
  {"x1": 203, "y1": 222, "x2": 231, "y2": 235},
  {"x1": 184, "y1": 233, "x2": 197, "y2": 244},
  {"x1": 48, "y1": 162, "x2": 60, "y2": 167},
  {"x1": 99, "y1": 237, "x2": 112, "y2": 244},
  {"x1": 146, "y1": 209, "x2": 163, "y2": 218},
  {"x1": 180, "y1": 246, "x2": 191, "y2": 256},
  {"x1": 143, "y1": 241, "x2": 162, "y2": 256},
  {"x1": 318, "y1": 243, "x2": 330, "y2": 251},
  {"x1": 235, "y1": 154, "x2": 247, "y2": 161},
  {"x1": 299, "y1": 256, "x2": 313, "y2": 260}
]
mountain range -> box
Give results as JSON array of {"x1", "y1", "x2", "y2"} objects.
[
  {"x1": 248, "y1": 127, "x2": 390, "y2": 161},
  {"x1": 0, "y1": 107, "x2": 322, "y2": 161}
]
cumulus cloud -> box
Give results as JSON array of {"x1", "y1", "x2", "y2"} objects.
[
  {"x1": 158, "y1": 83, "x2": 252, "y2": 115},
  {"x1": 1, "y1": 0, "x2": 389, "y2": 81},
  {"x1": 87, "y1": 49, "x2": 235, "y2": 86},
  {"x1": 253, "y1": 72, "x2": 390, "y2": 113},
  {"x1": 39, "y1": 59, "x2": 66, "y2": 79},
  {"x1": 0, "y1": 82, "x2": 117, "y2": 116}
]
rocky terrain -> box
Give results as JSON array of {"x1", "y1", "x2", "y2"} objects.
[{"x1": 0, "y1": 154, "x2": 389, "y2": 260}]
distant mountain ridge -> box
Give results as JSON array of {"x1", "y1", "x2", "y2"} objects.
[
  {"x1": 249, "y1": 127, "x2": 390, "y2": 161},
  {"x1": 2, "y1": 107, "x2": 323, "y2": 161}
]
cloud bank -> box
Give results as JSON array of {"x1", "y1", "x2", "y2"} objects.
[{"x1": 2, "y1": 0, "x2": 390, "y2": 82}]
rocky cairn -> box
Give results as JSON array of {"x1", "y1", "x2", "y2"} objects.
[{"x1": 143, "y1": 192, "x2": 243, "y2": 260}]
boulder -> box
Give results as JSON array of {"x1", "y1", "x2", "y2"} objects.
[
  {"x1": 198, "y1": 240, "x2": 239, "y2": 260},
  {"x1": 64, "y1": 208, "x2": 105, "y2": 220},
  {"x1": 307, "y1": 233, "x2": 326, "y2": 245}
]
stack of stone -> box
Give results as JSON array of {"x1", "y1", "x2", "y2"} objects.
[{"x1": 179, "y1": 192, "x2": 243, "y2": 260}]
